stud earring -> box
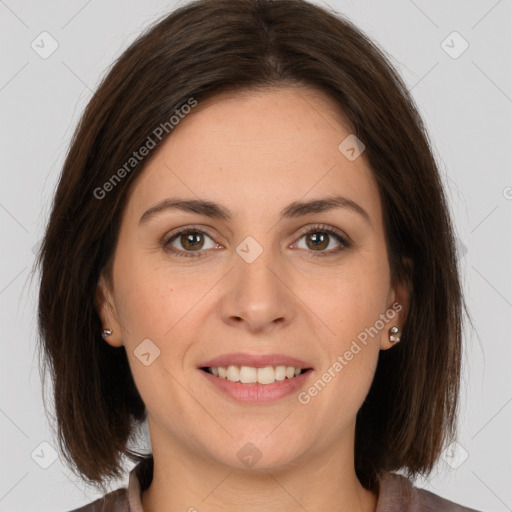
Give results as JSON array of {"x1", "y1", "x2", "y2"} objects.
[
  {"x1": 101, "y1": 328, "x2": 113, "y2": 340},
  {"x1": 389, "y1": 326, "x2": 400, "y2": 344}
]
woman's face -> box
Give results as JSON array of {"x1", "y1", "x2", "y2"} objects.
[{"x1": 97, "y1": 86, "x2": 408, "y2": 471}]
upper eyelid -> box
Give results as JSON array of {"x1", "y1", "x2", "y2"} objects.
[{"x1": 163, "y1": 224, "x2": 225, "y2": 245}]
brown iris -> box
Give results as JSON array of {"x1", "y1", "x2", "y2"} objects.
[
  {"x1": 180, "y1": 231, "x2": 204, "y2": 251},
  {"x1": 305, "y1": 232, "x2": 329, "y2": 251}
]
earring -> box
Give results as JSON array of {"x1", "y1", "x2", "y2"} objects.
[
  {"x1": 101, "y1": 328, "x2": 113, "y2": 340},
  {"x1": 389, "y1": 326, "x2": 400, "y2": 344}
]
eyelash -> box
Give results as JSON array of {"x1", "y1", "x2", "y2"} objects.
[{"x1": 162, "y1": 224, "x2": 351, "y2": 259}]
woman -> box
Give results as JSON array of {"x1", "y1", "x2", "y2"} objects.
[{"x1": 36, "y1": 0, "x2": 481, "y2": 510}]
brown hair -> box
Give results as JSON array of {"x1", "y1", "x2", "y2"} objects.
[{"x1": 35, "y1": 0, "x2": 467, "y2": 494}]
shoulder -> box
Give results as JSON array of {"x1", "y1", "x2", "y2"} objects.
[
  {"x1": 65, "y1": 487, "x2": 129, "y2": 512},
  {"x1": 377, "y1": 472, "x2": 482, "y2": 512}
]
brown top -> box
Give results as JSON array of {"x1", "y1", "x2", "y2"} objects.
[{"x1": 68, "y1": 457, "x2": 482, "y2": 512}]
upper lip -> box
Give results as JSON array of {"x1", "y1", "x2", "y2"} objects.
[{"x1": 199, "y1": 353, "x2": 313, "y2": 369}]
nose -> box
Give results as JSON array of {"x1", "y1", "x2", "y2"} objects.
[{"x1": 219, "y1": 242, "x2": 295, "y2": 334}]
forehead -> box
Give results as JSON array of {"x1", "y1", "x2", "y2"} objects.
[{"x1": 125, "y1": 86, "x2": 382, "y2": 228}]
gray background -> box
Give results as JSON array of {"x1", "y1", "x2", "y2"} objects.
[{"x1": 1, "y1": 0, "x2": 511, "y2": 511}]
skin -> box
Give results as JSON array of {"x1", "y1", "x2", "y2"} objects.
[{"x1": 96, "y1": 86, "x2": 410, "y2": 512}]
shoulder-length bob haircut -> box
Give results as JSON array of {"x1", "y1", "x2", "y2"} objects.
[{"x1": 36, "y1": 0, "x2": 467, "y2": 493}]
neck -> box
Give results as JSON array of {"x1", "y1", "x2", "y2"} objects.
[{"x1": 140, "y1": 417, "x2": 378, "y2": 512}]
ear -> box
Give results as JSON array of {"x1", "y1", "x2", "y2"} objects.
[
  {"x1": 380, "y1": 257, "x2": 412, "y2": 351},
  {"x1": 96, "y1": 272, "x2": 123, "y2": 347}
]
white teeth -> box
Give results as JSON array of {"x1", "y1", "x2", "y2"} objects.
[
  {"x1": 275, "y1": 365, "x2": 286, "y2": 381},
  {"x1": 227, "y1": 365, "x2": 240, "y2": 382},
  {"x1": 239, "y1": 366, "x2": 257, "y2": 383},
  {"x1": 257, "y1": 366, "x2": 276, "y2": 385},
  {"x1": 207, "y1": 365, "x2": 305, "y2": 385}
]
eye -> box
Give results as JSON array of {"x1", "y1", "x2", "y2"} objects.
[
  {"x1": 162, "y1": 224, "x2": 350, "y2": 259},
  {"x1": 163, "y1": 227, "x2": 220, "y2": 258},
  {"x1": 292, "y1": 224, "x2": 350, "y2": 257}
]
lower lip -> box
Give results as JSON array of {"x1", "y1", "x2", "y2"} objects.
[{"x1": 199, "y1": 369, "x2": 312, "y2": 403}]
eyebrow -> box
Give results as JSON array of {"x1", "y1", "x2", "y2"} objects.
[{"x1": 139, "y1": 195, "x2": 371, "y2": 225}]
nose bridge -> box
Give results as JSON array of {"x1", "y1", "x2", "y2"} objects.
[
  {"x1": 236, "y1": 242, "x2": 278, "y2": 292},
  {"x1": 223, "y1": 235, "x2": 292, "y2": 330}
]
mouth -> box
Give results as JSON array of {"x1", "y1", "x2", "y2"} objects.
[
  {"x1": 200, "y1": 365, "x2": 312, "y2": 385},
  {"x1": 197, "y1": 353, "x2": 314, "y2": 403}
]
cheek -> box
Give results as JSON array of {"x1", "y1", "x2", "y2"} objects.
[
  {"x1": 313, "y1": 254, "x2": 390, "y2": 345},
  {"x1": 305, "y1": 250, "x2": 388, "y2": 407},
  {"x1": 111, "y1": 252, "x2": 197, "y2": 407},
  {"x1": 112, "y1": 246, "x2": 199, "y2": 339}
]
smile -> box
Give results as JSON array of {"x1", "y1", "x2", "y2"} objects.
[
  {"x1": 199, "y1": 366, "x2": 313, "y2": 404},
  {"x1": 202, "y1": 365, "x2": 307, "y2": 385}
]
